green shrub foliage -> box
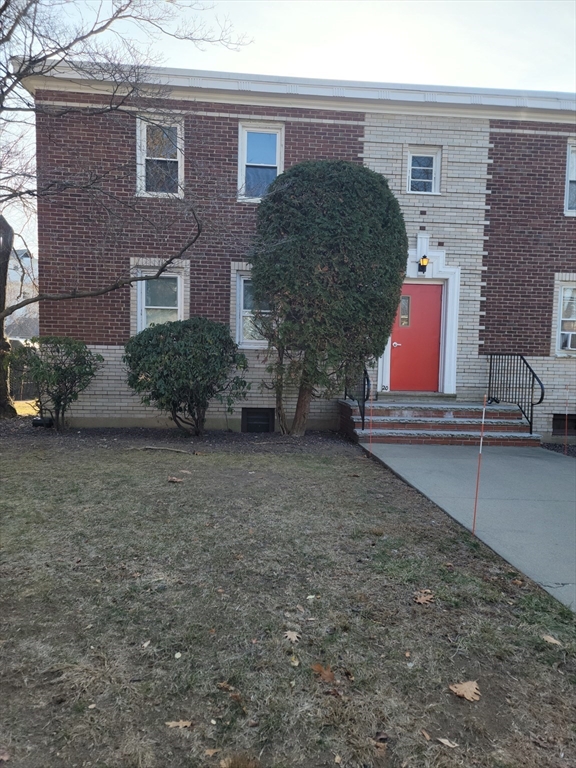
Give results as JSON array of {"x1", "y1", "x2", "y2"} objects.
[
  {"x1": 11, "y1": 337, "x2": 103, "y2": 431},
  {"x1": 251, "y1": 160, "x2": 408, "y2": 435},
  {"x1": 124, "y1": 317, "x2": 249, "y2": 436}
]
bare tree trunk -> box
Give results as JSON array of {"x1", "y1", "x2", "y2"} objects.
[
  {"x1": 0, "y1": 217, "x2": 17, "y2": 419},
  {"x1": 290, "y1": 381, "x2": 313, "y2": 436},
  {"x1": 274, "y1": 348, "x2": 289, "y2": 435}
]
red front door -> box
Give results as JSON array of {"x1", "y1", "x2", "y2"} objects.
[{"x1": 390, "y1": 284, "x2": 442, "y2": 391}]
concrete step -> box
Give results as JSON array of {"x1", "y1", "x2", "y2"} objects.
[
  {"x1": 351, "y1": 417, "x2": 531, "y2": 433},
  {"x1": 354, "y1": 429, "x2": 541, "y2": 447},
  {"x1": 341, "y1": 400, "x2": 522, "y2": 421}
]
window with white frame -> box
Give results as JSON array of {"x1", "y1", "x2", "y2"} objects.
[
  {"x1": 137, "y1": 117, "x2": 183, "y2": 196},
  {"x1": 407, "y1": 148, "x2": 441, "y2": 194},
  {"x1": 565, "y1": 145, "x2": 576, "y2": 215},
  {"x1": 137, "y1": 274, "x2": 182, "y2": 331},
  {"x1": 238, "y1": 124, "x2": 284, "y2": 201},
  {"x1": 558, "y1": 285, "x2": 576, "y2": 353},
  {"x1": 237, "y1": 276, "x2": 270, "y2": 346}
]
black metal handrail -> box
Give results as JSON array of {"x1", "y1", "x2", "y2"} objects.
[
  {"x1": 486, "y1": 354, "x2": 545, "y2": 434},
  {"x1": 345, "y1": 368, "x2": 371, "y2": 430}
]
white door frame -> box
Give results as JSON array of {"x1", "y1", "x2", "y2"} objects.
[{"x1": 377, "y1": 233, "x2": 460, "y2": 394}]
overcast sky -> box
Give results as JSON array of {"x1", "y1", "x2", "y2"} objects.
[{"x1": 153, "y1": 0, "x2": 576, "y2": 93}]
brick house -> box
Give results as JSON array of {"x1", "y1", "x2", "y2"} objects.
[{"x1": 23, "y1": 66, "x2": 576, "y2": 441}]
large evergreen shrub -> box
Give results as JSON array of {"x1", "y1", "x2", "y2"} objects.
[{"x1": 251, "y1": 160, "x2": 408, "y2": 435}]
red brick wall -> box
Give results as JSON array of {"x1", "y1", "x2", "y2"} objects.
[
  {"x1": 482, "y1": 120, "x2": 576, "y2": 355},
  {"x1": 36, "y1": 92, "x2": 363, "y2": 343}
]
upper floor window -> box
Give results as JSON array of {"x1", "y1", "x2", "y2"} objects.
[
  {"x1": 137, "y1": 274, "x2": 182, "y2": 331},
  {"x1": 236, "y1": 275, "x2": 270, "y2": 346},
  {"x1": 558, "y1": 285, "x2": 576, "y2": 354},
  {"x1": 565, "y1": 145, "x2": 576, "y2": 215},
  {"x1": 238, "y1": 123, "x2": 284, "y2": 201},
  {"x1": 407, "y1": 148, "x2": 441, "y2": 194},
  {"x1": 137, "y1": 117, "x2": 183, "y2": 197}
]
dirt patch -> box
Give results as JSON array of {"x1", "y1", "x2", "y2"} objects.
[{"x1": 0, "y1": 417, "x2": 574, "y2": 768}]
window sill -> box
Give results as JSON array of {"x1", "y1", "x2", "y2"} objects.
[
  {"x1": 405, "y1": 191, "x2": 442, "y2": 196},
  {"x1": 563, "y1": 209, "x2": 576, "y2": 217},
  {"x1": 237, "y1": 196, "x2": 263, "y2": 204},
  {"x1": 136, "y1": 191, "x2": 184, "y2": 199},
  {"x1": 239, "y1": 342, "x2": 268, "y2": 350},
  {"x1": 555, "y1": 351, "x2": 576, "y2": 358}
]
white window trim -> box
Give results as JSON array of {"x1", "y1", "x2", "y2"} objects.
[
  {"x1": 236, "y1": 273, "x2": 268, "y2": 348},
  {"x1": 136, "y1": 271, "x2": 184, "y2": 333},
  {"x1": 556, "y1": 282, "x2": 576, "y2": 356},
  {"x1": 237, "y1": 122, "x2": 284, "y2": 203},
  {"x1": 564, "y1": 144, "x2": 576, "y2": 216},
  {"x1": 136, "y1": 115, "x2": 184, "y2": 198},
  {"x1": 406, "y1": 146, "x2": 442, "y2": 195}
]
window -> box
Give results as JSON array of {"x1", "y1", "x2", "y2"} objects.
[
  {"x1": 137, "y1": 117, "x2": 183, "y2": 196},
  {"x1": 407, "y1": 148, "x2": 441, "y2": 194},
  {"x1": 238, "y1": 123, "x2": 284, "y2": 201},
  {"x1": 137, "y1": 274, "x2": 182, "y2": 331},
  {"x1": 565, "y1": 145, "x2": 576, "y2": 215},
  {"x1": 558, "y1": 285, "x2": 576, "y2": 353},
  {"x1": 237, "y1": 276, "x2": 269, "y2": 346}
]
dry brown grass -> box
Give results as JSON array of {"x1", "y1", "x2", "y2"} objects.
[{"x1": 0, "y1": 428, "x2": 574, "y2": 768}]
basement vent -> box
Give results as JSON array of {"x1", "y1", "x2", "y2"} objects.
[
  {"x1": 552, "y1": 413, "x2": 576, "y2": 436},
  {"x1": 241, "y1": 408, "x2": 275, "y2": 433}
]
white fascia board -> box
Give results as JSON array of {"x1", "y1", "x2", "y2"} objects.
[{"x1": 20, "y1": 61, "x2": 576, "y2": 115}]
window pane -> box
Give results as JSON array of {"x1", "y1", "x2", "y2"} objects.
[
  {"x1": 410, "y1": 180, "x2": 433, "y2": 192},
  {"x1": 245, "y1": 165, "x2": 277, "y2": 198},
  {"x1": 247, "y1": 132, "x2": 277, "y2": 165},
  {"x1": 562, "y1": 288, "x2": 576, "y2": 319},
  {"x1": 146, "y1": 277, "x2": 178, "y2": 308},
  {"x1": 399, "y1": 295, "x2": 410, "y2": 326},
  {"x1": 145, "y1": 308, "x2": 179, "y2": 327},
  {"x1": 147, "y1": 125, "x2": 177, "y2": 159},
  {"x1": 561, "y1": 320, "x2": 576, "y2": 332},
  {"x1": 412, "y1": 167, "x2": 434, "y2": 180},
  {"x1": 569, "y1": 149, "x2": 576, "y2": 180},
  {"x1": 145, "y1": 159, "x2": 178, "y2": 193},
  {"x1": 568, "y1": 180, "x2": 576, "y2": 211},
  {"x1": 242, "y1": 315, "x2": 265, "y2": 341},
  {"x1": 243, "y1": 280, "x2": 270, "y2": 311},
  {"x1": 412, "y1": 156, "x2": 434, "y2": 168}
]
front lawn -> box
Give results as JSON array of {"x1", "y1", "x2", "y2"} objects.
[{"x1": 0, "y1": 429, "x2": 574, "y2": 767}]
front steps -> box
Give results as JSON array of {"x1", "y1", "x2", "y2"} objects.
[{"x1": 339, "y1": 398, "x2": 541, "y2": 446}]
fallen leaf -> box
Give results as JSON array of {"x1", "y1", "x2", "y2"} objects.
[
  {"x1": 413, "y1": 589, "x2": 435, "y2": 605},
  {"x1": 180, "y1": 469, "x2": 192, "y2": 474},
  {"x1": 168, "y1": 477, "x2": 183, "y2": 483},
  {"x1": 405, "y1": 651, "x2": 411, "y2": 658},
  {"x1": 343, "y1": 668, "x2": 355, "y2": 682},
  {"x1": 449, "y1": 680, "x2": 481, "y2": 701},
  {"x1": 296, "y1": 604, "x2": 305, "y2": 613},
  {"x1": 437, "y1": 737, "x2": 458, "y2": 748},
  {"x1": 142, "y1": 640, "x2": 150, "y2": 649},
  {"x1": 0, "y1": 749, "x2": 9, "y2": 762},
  {"x1": 217, "y1": 681, "x2": 234, "y2": 691},
  {"x1": 174, "y1": 652, "x2": 182, "y2": 659},
  {"x1": 374, "y1": 731, "x2": 388, "y2": 743},
  {"x1": 311, "y1": 663, "x2": 335, "y2": 683},
  {"x1": 205, "y1": 749, "x2": 221, "y2": 756},
  {"x1": 306, "y1": 594, "x2": 316, "y2": 601},
  {"x1": 421, "y1": 729, "x2": 431, "y2": 741},
  {"x1": 511, "y1": 578, "x2": 523, "y2": 586},
  {"x1": 289, "y1": 654, "x2": 300, "y2": 667},
  {"x1": 229, "y1": 692, "x2": 242, "y2": 703},
  {"x1": 165, "y1": 720, "x2": 192, "y2": 728},
  {"x1": 324, "y1": 688, "x2": 342, "y2": 697},
  {"x1": 335, "y1": 756, "x2": 342, "y2": 764},
  {"x1": 542, "y1": 634, "x2": 562, "y2": 646},
  {"x1": 88, "y1": 703, "x2": 96, "y2": 709},
  {"x1": 284, "y1": 630, "x2": 301, "y2": 644}
]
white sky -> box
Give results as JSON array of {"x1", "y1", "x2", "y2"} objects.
[{"x1": 155, "y1": 0, "x2": 576, "y2": 93}]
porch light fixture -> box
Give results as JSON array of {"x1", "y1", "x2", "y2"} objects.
[{"x1": 418, "y1": 255, "x2": 429, "y2": 274}]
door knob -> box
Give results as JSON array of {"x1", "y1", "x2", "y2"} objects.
[{"x1": 392, "y1": 342, "x2": 402, "y2": 347}]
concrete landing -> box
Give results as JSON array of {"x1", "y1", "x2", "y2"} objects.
[{"x1": 360, "y1": 443, "x2": 576, "y2": 610}]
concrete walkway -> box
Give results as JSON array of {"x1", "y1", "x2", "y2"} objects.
[{"x1": 360, "y1": 443, "x2": 576, "y2": 610}]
